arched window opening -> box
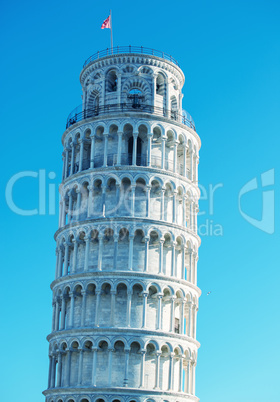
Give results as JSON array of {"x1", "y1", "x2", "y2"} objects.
[
  {"x1": 107, "y1": 70, "x2": 118, "y2": 92},
  {"x1": 156, "y1": 73, "x2": 165, "y2": 96}
]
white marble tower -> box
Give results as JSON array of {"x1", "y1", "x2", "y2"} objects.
[{"x1": 43, "y1": 46, "x2": 201, "y2": 402}]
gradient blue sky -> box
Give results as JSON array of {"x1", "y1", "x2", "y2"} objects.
[{"x1": 1, "y1": 1, "x2": 279, "y2": 401}]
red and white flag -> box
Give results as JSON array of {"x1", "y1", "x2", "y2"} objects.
[{"x1": 101, "y1": 15, "x2": 111, "y2": 29}]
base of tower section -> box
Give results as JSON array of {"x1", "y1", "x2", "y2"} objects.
[{"x1": 43, "y1": 387, "x2": 199, "y2": 402}]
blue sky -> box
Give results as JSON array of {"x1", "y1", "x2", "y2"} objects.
[{"x1": 1, "y1": 0, "x2": 279, "y2": 401}]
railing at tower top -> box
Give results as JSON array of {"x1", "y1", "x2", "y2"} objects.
[
  {"x1": 83, "y1": 46, "x2": 180, "y2": 68},
  {"x1": 66, "y1": 103, "x2": 196, "y2": 131}
]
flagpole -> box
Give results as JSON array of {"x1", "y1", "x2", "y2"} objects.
[{"x1": 110, "y1": 10, "x2": 113, "y2": 53}]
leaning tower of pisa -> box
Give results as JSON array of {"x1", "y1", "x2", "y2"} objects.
[{"x1": 43, "y1": 46, "x2": 201, "y2": 402}]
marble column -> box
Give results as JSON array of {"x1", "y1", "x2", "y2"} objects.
[
  {"x1": 144, "y1": 236, "x2": 149, "y2": 272},
  {"x1": 142, "y1": 292, "x2": 148, "y2": 328},
  {"x1": 90, "y1": 134, "x2": 95, "y2": 168},
  {"x1": 132, "y1": 133, "x2": 138, "y2": 165},
  {"x1": 78, "y1": 139, "x2": 84, "y2": 172},
  {"x1": 116, "y1": 132, "x2": 123, "y2": 166}
]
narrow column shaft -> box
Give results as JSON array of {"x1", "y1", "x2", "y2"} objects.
[
  {"x1": 140, "y1": 350, "x2": 146, "y2": 387},
  {"x1": 103, "y1": 133, "x2": 108, "y2": 167},
  {"x1": 92, "y1": 348, "x2": 97, "y2": 386},
  {"x1": 117, "y1": 72, "x2": 122, "y2": 103},
  {"x1": 181, "y1": 246, "x2": 185, "y2": 279},
  {"x1": 155, "y1": 352, "x2": 161, "y2": 389},
  {"x1": 66, "y1": 350, "x2": 72, "y2": 387},
  {"x1": 68, "y1": 192, "x2": 73, "y2": 221},
  {"x1": 102, "y1": 187, "x2": 106, "y2": 217},
  {"x1": 69, "y1": 292, "x2": 75, "y2": 328},
  {"x1": 180, "y1": 300, "x2": 185, "y2": 334},
  {"x1": 128, "y1": 235, "x2": 134, "y2": 270},
  {"x1": 95, "y1": 292, "x2": 101, "y2": 327},
  {"x1": 132, "y1": 133, "x2": 138, "y2": 165},
  {"x1": 56, "y1": 353, "x2": 62, "y2": 387},
  {"x1": 110, "y1": 291, "x2": 116, "y2": 326},
  {"x1": 90, "y1": 135, "x2": 95, "y2": 168},
  {"x1": 179, "y1": 356, "x2": 184, "y2": 392},
  {"x1": 144, "y1": 237, "x2": 149, "y2": 272},
  {"x1": 98, "y1": 236, "x2": 103, "y2": 271},
  {"x1": 65, "y1": 148, "x2": 69, "y2": 178},
  {"x1": 146, "y1": 186, "x2": 151, "y2": 217},
  {"x1": 190, "y1": 150, "x2": 193, "y2": 181},
  {"x1": 159, "y1": 239, "x2": 164, "y2": 274},
  {"x1": 182, "y1": 196, "x2": 186, "y2": 227},
  {"x1": 116, "y1": 132, "x2": 122, "y2": 165},
  {"x1": 81, "y1": 291, "x2": 87, "y2": 326},
  {"x1": 58, "y1": 247, "x2": 63, "y2": 277},
  {"x1": 192, "y1": 363, "x2": 196, "y2": 395},
  {"x1": 78, "y1": 349, "x2": 84, "y2": 385},
  {"x1": 116, "y1": 184, "x2": 120, "y2": 214},
  {"x1": 123, "y1": 350, "x2": 130, "y2": 386},
  {"x1": 63, "y1": 244, "x2": 69, "y2": 276},
  {"x1": 51, "y1": 356, "x2": 56, "y2": 388},
  {"x1": 147, "y1": 133, "x2": 152, "y2": 166},
  {"x1": 108, "y1": 349, "x2": 113, "y2": 386},
  {"x1": 59, "y1": 201, "x2": 63, "y2": 227},
  {"x1": 57, "y1": 247, "x2": 62, "y2": 279},
  {"x1": 142, "y1": 293, "x2": 148, "y2": 328},
  {"x1": 173, "y1": 191, "x2": 177, "y2": 223},
  {"x1": 126, "y1": 291, "x2": 132, "y2": 327},
  {"x1": 161, "y1": 138, "x2": 166, "y2": 169},
  {"x1": 173, "y1": 141, "x2": 178, "y2": 173},
  {"x1": 62, "y1": 197, "x2": 66, "y2": 226},
  {"x1": 171, "y1": 242, "x2": 176, "y2": 276},
  {"x1": 55, "y1": 300, "x2": 60, "y2": 331},
  {"x1": 170, "y1": 297, "x2": 175, "y2": 332},
  {"x1": 70, "y1": 143, "x2": 75, "y2": 175},
  {"x1": 60, "y1": 297, "x2": 66, "y2": 330},
  {"x1": 87, "y1": 186, "x2": 93, "y2": 218},
  {"x1": 168, "y1": 353, "x2": 174, "y2": 390},
  {"x1": 72, "y1": 240, "x2": 78, "y2": 273},
  {"x1": 157, "y1": 295, "x2": 163, "y2": 330},
  {"x1": 76, "y1": 190, "x2": 81, "y2": 220},
  {"x1": 48, "y1": 355, "x2": 52, "y2": 388},
  {"x1": 84, "y1": 237, "x2": 90, "y2": 272},
  {"x1": 113, "y1": 235, "x2": 118, "y2": 269},
  {"x1": 160, "y1": 188, "x2": 165, "y2": 220},
  {"x1": 51, "y1": 303, "x2": 56, "y2": 332},
  {"x1": 62, "y1": 153, "x2": 65, "y2": 181},
  {"x1": 130, "y1": 185, "x2": 136, "y2": 217},
  {"x1": 187, "y1": 302, "x2": 192, "y2": 337},
  {"x1": 78, "y1": 139, "x2": 84, "y2": 172}
]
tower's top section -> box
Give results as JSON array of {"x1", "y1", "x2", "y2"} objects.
[{"x1": 65, "y1": 46, "x2": 196, "y2": 133}]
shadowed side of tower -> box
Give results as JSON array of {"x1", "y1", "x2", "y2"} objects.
[{"x1": 43, "y1": 46, "x2": 201, "y2": 402}]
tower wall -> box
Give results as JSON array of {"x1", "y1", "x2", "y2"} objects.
[{"x1": 44, "y1": 48, "x2": 201, "y2": 402}]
